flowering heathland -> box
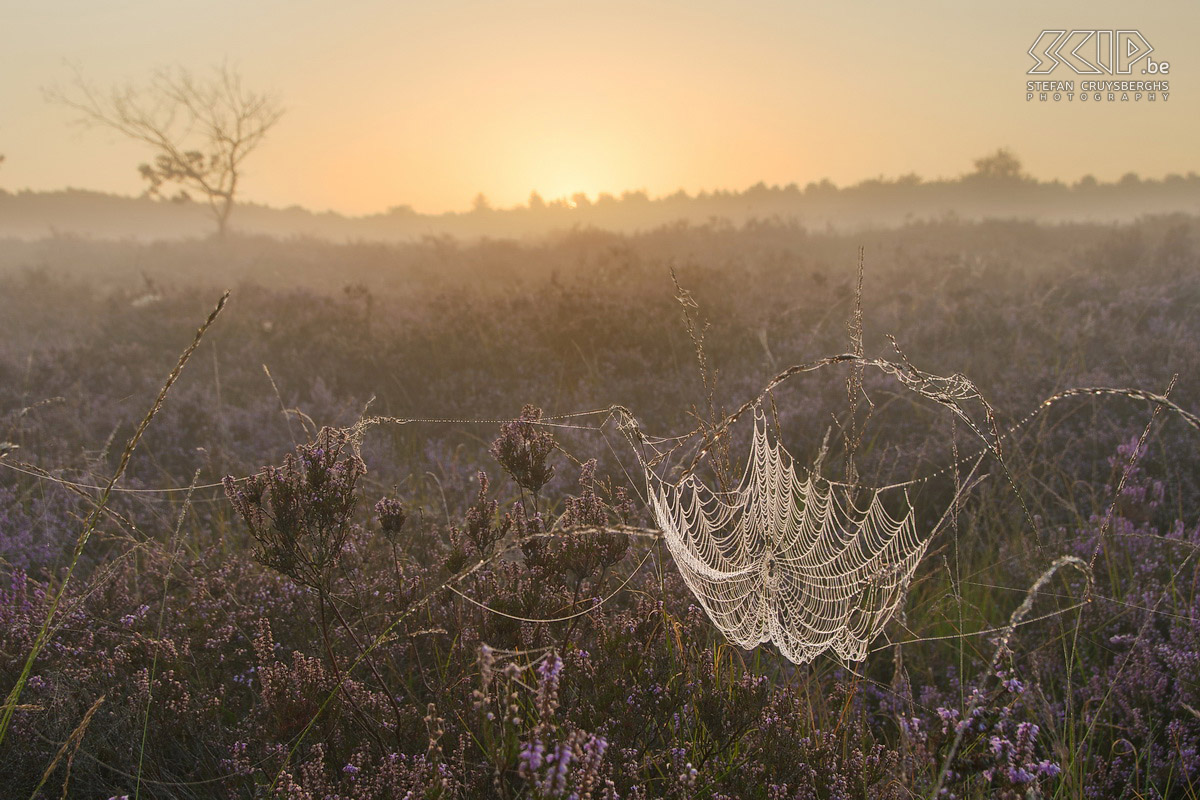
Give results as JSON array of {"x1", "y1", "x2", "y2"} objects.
[{"x1": 1, "y1": 217, "x2": 1198, "y2": 797}]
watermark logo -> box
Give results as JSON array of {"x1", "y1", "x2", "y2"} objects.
[
  {"x1": 1028, "y1": 31, "x2": 1168, "y2": 75},
  {"x1": 1025, "y1": 30, "x2": 1171, "y2": 103}
]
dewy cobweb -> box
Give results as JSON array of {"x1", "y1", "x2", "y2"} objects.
[{"x1": 645, "y1": 409, "x2": 930, "y2": 664}]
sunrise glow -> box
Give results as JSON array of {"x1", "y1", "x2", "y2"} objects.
[{"x1": 2, "y1": 0, "x2": 1197, "y2": 214}]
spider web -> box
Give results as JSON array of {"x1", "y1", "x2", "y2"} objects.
[{"x1": 645, "y1": 409, "x2": 931, "y2": 663}]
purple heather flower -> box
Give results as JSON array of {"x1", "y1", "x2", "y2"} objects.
[
  {"x1": 519, "y1": 740, "x2": 546, "y2": 777},
  {"x1": 1008, "y1": 766, "x2": 1035, "y2": 784}
]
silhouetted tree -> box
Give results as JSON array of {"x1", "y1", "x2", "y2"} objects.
[
  {"x1": 47, "y1": 63, "x2": 283, "y2": 236},
  {"x1": 970, "y1": 148, "x2": 1025, "y2": 181}
]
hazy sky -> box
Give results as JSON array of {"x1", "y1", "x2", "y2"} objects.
[{"x1": 2, "y1": 0, "x2": 1197, "y2": 215}]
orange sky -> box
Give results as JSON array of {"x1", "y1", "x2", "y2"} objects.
[{"x1": 2, "y1": 0, "x2": 1197, "y2": 215}]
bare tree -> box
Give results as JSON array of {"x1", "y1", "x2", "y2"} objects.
[{"x1": 48, "y1": 63, "x2": 283, "y2": 236}]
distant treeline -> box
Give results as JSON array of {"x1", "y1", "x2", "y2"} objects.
[{"x1": 2, "y1": 150, "x2": 1198, "y2": 240}]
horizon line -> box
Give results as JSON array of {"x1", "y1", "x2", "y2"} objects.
[{"x1": 5, "y1": 164, "x2": 1200, "y2": 220}]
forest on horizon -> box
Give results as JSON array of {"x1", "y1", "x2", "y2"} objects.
[{"x1": 3, "y1": 148, "x2": 1199, "y2": 241}]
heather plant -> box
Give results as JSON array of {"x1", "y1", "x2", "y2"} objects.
[
  {"x1": 224, "y1": 426, "x2": 366, "y2": 591},
  {"x1": 490, "y1": 404, "x2": 557, "y2": 500},
  {"x1": 471, "y1": 648, "x2": 617, "y2": 799},
  {"x1": 457, "y1": 471, "x2": 514, "y2": 559},
  {"x1": 556, "y1": 460, "x2": 631, "y2": 582},
  {"x1": 0, "y1": 483, "x2": 85, "y2": 571},
  {"x1": 518, "y1": 460, "x2": 631, "y2": 594},
  {"x1": 375, "y1": 495, "x2": 408, "y2": 538},
  {"x1": 1042, "y1": 434, "x2": 1200, "y2": 798},
  {"x1": 0, "y1": 291, "x2": 228, "y2": 756}
]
